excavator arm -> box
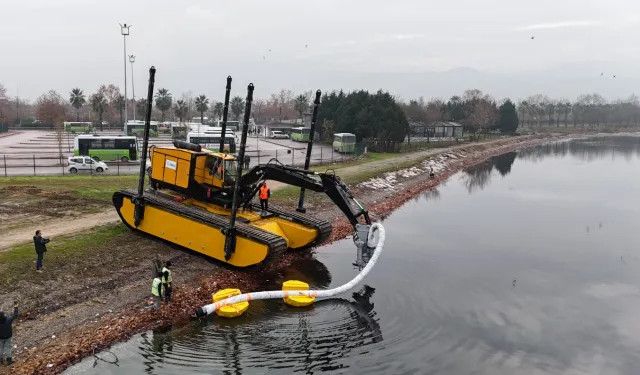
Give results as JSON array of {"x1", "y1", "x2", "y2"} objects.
[{"x1": 239, "y1": 161, "x2": 371, "y2": 227}]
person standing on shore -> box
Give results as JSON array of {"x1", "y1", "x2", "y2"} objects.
[
  {"x1": 0, "y1": 301, "x2": 19, "y2": 365},
  {"x1": 33, "y1": 230, "x2": 50, "y2": 273},
  {"x1": 162, "y1": 261, "x2": 173, "y2": 303},
  {"x1": 151, "y1": 272, "x2": 163, "y2": 309}
]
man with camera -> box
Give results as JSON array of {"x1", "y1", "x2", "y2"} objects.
[{"x1": 33, "y1": 230, "x2": 50, "y2": 273}]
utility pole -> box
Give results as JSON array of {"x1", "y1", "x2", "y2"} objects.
[
  {"x1": 129, "y1": 55, "x2": 136, "y2": 121},
  {"x1": 120, "y1": 23, "x2": 131, "y2": 127}
]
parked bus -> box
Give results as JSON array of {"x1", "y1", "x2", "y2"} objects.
[
  {"x1": 216, "y1": 120, "x2": 240, "y2": 131},
  {"x1": 74, "y1": 135, "x2": 139, "y2": 161},
  {"x1": 64, "y1": 122, "x2": 93, "y2": 133},
  {"x1": 187, "y1": 132, "x2": 236, "y2": 153},
  {"x1": 171, "y1": 123, "x2": 188, "y2": 139},
  {"x1": 290, "y1": 127, "x2": 311, "y2": 142},
  {"x1": 333, "y1": 133, "x2": 356, "y2": 153},
  {"x1": 125, "y1": 120, "x2": 159, "y2": 137}
]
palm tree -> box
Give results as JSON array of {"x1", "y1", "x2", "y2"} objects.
[
  {"x1": 194, "y1": 95, "x2": 209, "y2": 124},
  {"x1": 174, "y1": 99, "x2": 188, "y2": 122},
  {"x1": 154, "y1": 88, "x2": 172, "y2": 122},
  {"x1": 69, "y1": 88, "x2": 86, "y2": 121},
  {"x1": 230, "y1": 96, "x2": 245, "y2": 120},
  {"x1": 214, "y1": 102, "x2": 224, "y2": 120},
  {"x1": 294, "y1": 94, "x2": 308, "y2": 123},
  {"x1": 136, "y1": 99, "x2": 148, "y2": 119},
  {"x1": 90, "y1": 93, "x2": 108, "y2": 131}
]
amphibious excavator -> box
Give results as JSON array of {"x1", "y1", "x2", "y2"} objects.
[{"x1": 112, "y1": 69, "x2": 372, "y2": 268}]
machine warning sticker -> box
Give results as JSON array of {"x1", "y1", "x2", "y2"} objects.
[{"x1": 165, "y1": 160, "x2": 177, "y2": 170}]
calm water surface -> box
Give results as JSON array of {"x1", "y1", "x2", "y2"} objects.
[{"x1": 65, "y1": 136, "x2": 640, "y2": 375}]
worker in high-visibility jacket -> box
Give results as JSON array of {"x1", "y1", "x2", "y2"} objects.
[
  {"x1": 162, "y1": 261, "x2": 173, "y2": 303},
  {"x1": 151, "y1": 272, "x2": 163, "y2": 309},
  {"x1": 259, "y1": 182, "x2": 271, "y2": 214}
]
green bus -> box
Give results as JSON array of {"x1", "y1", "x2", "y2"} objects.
[
  {"x1": 291, "y1": 127, "x2": 311, "y2": 142},
  {"x1": 125, "y1": 121, "x2": 159, "y2": 137},
  {"x1": 64, "y1": 122, "x2": 93, "y2": 133},
  {"x1": 333, "y1": 133, "x2": 356, "y2": 153},
  {"x1": 74, "y1": 135, "x2": 139, "y2": 161}
]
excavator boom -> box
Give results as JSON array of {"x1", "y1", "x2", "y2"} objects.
[{"x1": 239, "y1": 161, "x2": 371, "y2": 228}]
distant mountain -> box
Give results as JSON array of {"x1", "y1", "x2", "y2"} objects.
[{"x1": 126, "y1": 59, "x2": 640, "y2": 104}]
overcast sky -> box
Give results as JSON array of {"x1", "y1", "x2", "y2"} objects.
[{"x1": 3, "y1": 0, "x2": 640, "y2": 102}]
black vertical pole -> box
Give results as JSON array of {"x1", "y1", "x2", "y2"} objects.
[
  {"x1": 223, "y1": 83, "x2": 254, "y2": 261},
  {"x1": 219, "y1": 76, "x2": 232, "y2": 153},
  {"x1": 133, "y1": 66, "x2": 156, "y2": 228},
  {"x1": 296, "y1": 90, "x2": 321, "y2": 213}
]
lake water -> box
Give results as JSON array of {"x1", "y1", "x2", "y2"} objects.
[{"x1": 65, "y1": 136, "x2": 640, "y2": 375}]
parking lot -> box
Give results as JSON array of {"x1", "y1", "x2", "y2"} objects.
[{"x1": 0, "y1": 130, "x2": 347, "y2": 177}]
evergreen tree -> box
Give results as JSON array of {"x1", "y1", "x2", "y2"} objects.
[{"x1": 497, "y1": 99, "x2": 519, "y2": 133}]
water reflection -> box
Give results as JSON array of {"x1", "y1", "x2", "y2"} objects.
[
  {"x1": 462, "y1": 136, "x2": 640, "y2": 194},
  {"x1": 517, "y1": 136, "x2": 640, "y2": 163},
  {"x1": 66, "y1": 135, "x2": 640, "y2": 375},
  {"x1": 463, "y1": 152, "x2": 518, "y2": 193},
  {"x1": 118, "y1": 256, "x2": 383, "y2": 374}
]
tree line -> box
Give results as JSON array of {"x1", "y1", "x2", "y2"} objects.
[{"x1": 2, "y1": 81, "x2": 640, "y2": 142}]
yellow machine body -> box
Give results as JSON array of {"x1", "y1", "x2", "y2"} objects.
[{"x1": 113, "y1": 145, "x2": 331, "y2": 268}]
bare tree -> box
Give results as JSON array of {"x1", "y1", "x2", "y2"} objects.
[
  {"x1": 0, "y1": 83, "x2": 8, "y2": 126},
  {"x1": 36, "y1": 90, "x2": 68, "y2": 161},
  {"x1": 540, "y1": 96, "x2": 556, "y2": 126},
  {"x1": 252, "y1": 98, "x2": 265, "y2": 122},
  {"x1": 426, "y1": 99, "x2": 445, "y2": 124},
  {"x1": 180, "y1": 91, "x2": 194, "y2": 121}
]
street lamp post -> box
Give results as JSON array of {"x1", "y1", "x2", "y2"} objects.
[
  {"x1": 129, "y1": 55, "x2": 136, "y2": 121},
  {"x1": 120, "y1": 23, "x2": 131, "y2": 127}
]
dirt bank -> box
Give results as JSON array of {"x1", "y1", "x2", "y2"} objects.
[{"x1": 3, "y1": 133, "x2": 602, "y2": 374}]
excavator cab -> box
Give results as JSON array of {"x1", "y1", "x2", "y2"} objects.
[{"x1": 203, "y1": 154, "x2": 237, "y2": 189}]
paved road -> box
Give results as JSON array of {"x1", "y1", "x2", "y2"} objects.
[{"x1": 0, "y1": 130, "x2": 349, "y2": 177}]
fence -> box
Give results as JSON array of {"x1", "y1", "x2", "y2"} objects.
[{"x1": 0, "y1": 142, "x2": 366, "y2": 177}]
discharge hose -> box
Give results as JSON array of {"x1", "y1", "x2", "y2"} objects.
[{"x1": 195, "y1": 222, "x2": 385, "y2": 317}]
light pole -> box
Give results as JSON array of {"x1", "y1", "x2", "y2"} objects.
[
  {"x1": 120, "y1": 23, "x2": 131, "y2": 127},
  {"x1": 129, "y1": 55, "x2": 136, "y2": 121}
]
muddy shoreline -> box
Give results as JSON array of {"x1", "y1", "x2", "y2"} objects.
[{"x1": 6, "y1": 133, "x2": 622, "y2": 375}]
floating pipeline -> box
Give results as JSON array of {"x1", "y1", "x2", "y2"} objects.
[{"x1": 10, "y1": 133, "x2": 575, "y2": 375}]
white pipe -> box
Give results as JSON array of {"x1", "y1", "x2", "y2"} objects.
[{"x1": 196, "y1": 223, "x2": 385, "y2": 317}]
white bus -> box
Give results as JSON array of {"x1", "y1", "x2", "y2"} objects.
[
  {"x1": 216, "y1": 120, "x2": 240, "y2": 131},
  {"x1": 186, "y1": 132, "x2": 236, "y2": 153}
]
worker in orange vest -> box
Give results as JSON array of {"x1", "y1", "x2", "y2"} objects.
[{"x1": 259, "y1": 182, "x2": 271, "y2": 214}]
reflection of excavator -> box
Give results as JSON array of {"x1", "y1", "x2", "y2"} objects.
[{"x1": 113, "y1": 70, "x2": 372, "y2": 268}]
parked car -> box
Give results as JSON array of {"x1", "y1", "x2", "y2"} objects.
[
  {"x1": 68, "y1": 156, "x2": 108, "y2": 173},
  {"x1": 270, "y1": 131, "x2": 289, "y2": 139}
]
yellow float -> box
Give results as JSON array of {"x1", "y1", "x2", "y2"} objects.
[
  {"x1": 213, "y1": 288, "x2": 249, "y2": 318},
  {"x1": 282, "y1": 280, "x2": 316, "y2": 307}
]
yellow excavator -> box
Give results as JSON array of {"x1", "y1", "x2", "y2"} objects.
[{"x1": 113, "y1": 69, "x2": 372, "y2": 268}]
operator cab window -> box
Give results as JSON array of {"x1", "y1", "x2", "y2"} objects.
[{"x1": 205, "y1": 156, "x2": 223, "y2": 178}]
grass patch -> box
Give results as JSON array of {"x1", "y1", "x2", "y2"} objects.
[
  {"x1": 0, "y1": 223, "x2": 128, "y2": 285},
  {"x1": 0, "y1": 175, "x2": 139, "y2": 202},
  {"x1": 309, "y1": 152, "x2": 395, "y2": 172}
]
